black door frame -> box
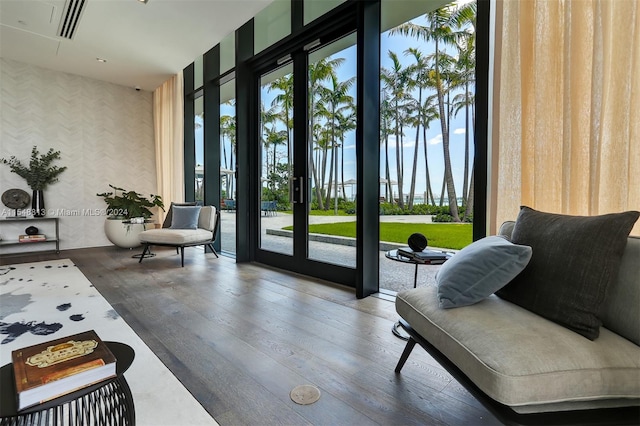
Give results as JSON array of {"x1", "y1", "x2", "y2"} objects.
[{"x1": 248, "y1": 9, "x2": 360, "y2": 287}]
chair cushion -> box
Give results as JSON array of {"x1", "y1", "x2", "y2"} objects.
[
  {"x1": 496, "y1": 206, "x2": 639, "y2": 340},
  {"x1": 163, "y1": 202, "x2": 198, "y2": 228},
  {"x1": 198, "y1": 206, "x2": 216, "y2": 231},
  {"x1": 396, "y1": 287, "x2": 640, "y2": 410},
  {"x1": 170, "y1": 205, "x2": 201, "y2": 229},
  {"x1": 436, "y1": 236, "x2": 532, "y2": 308},
  {"x1": 139, "y1": 228, "x2": 213, "y2": 245}
]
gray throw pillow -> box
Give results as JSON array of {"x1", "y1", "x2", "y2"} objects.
[
  {"x1": 496, "y1": 206, "x2": 639, "y2": 340},
  {"x1": 436, "y1": 236, "x2": 532, "y2": 309},
  {"x1": 170, "y1": 205, "x2": 201, "y2": 229},
  {"x1": 163, "y1": 202, "x2": 198, "y2": 228}
]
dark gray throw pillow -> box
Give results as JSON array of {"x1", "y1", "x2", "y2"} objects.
[
  {"x1": 495, "y1": 206, "x2": 639, "y2": 340},
  {"x1": 170, "y1": 205, "x2": 201, "y2": 229}
]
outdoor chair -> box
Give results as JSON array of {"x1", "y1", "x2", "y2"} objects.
[
  {"x1": 137, "y1": 204, "x2": 219, "y2": 267},
  {"x1": 261, "y1": 200, "x2": 277, "y2": 216},
  {"x1": 224, "y1": 199, "x2": 236, "y2": 211}
]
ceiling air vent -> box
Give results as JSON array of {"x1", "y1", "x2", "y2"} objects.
[{"x1": 57, "y1": 0, "x2": 87, "y2": 40}]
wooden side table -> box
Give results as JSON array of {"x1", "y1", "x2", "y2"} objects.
[{"x1": 0, "y1": 342, "x2": 135, "y2": 426}]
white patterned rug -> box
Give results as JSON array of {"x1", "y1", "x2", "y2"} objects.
[{"x1": 0, "y1": 259, "x2": 218, "y2": 426}]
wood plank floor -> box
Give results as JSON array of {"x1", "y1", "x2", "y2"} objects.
[{"x1": 2, "y1": 247, "x2": 502, "y2": 425}]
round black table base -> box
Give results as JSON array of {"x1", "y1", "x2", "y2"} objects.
[
  {"x1": 392, "y1": 321, "x2": 410, "y2": 341},
  {"x1": 132, "y1": 252, "x2": 155, "y2": 259}
]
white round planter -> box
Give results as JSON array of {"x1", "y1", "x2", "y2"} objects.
[{"x1": 104, "y1": 218, "x2": 152, "y2": 249}]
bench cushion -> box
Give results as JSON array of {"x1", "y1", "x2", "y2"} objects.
[
  {"x1": 139, "y1": 228, "x2": 213, "y2": 245},
  {"x1": 396, "y1": 286, "x2": 640, "y2": 411}
]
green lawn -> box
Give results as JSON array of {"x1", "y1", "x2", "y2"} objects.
[{"x1": 284, "y1": 222, "x2": 472, "y2": 250}]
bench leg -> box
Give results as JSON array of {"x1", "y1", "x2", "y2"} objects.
[
  {"x1": 395, "y1": 337, "x2": 417, "y2": 373},
  {"x1": 180, "y1": 246, "x2": 185, "y2": 267}
]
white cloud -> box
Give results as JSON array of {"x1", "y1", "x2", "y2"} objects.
[
  {"x1": 344, "y1": 144, "x2": 356, "y2": 150},
  {"x1": 428, "y1": 134, "x2": 443, "y2": 145},
  {"x1": 454, "y1": 128, "x2": 466, "y2": 135}
]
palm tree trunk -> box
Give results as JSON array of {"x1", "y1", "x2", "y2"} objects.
[
  {"x1": 385, "y1": 134, "x2": 392, "y2": 203},
  {"x1": 434, "y1": 40, "x2": 459, "y2": 221},
  {"x1": 423, "y1": 126, "x2": 435, "y2": 205},
  {"x1": 409, "y1": 89, "x2": 422, "y2": 209},
  {"x1": 464, "y1": 165, "x2": 474, "y2": 222},
  {"x1": 394, "y1": 105, "x2": 404, "y2": 209},
  {"x1": 462, "y1": 81, "x2": 470, "y2": 206}
]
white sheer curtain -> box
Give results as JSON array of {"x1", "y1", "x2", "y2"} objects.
[
  {"x1": 491, "y1": 0, "x2": 640, "y2": 235},
  {"x1": 153, "y1": 72, "x2": 184, "y2": 224}
]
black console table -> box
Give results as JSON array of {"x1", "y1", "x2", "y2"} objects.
[
  {"x1": 0, "y1": 217, "x2": 60, "y2": 254},
  {"x1": 0, "y1": 342, "x2": 135, "y2": 426}
]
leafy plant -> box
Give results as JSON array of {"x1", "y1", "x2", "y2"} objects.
[
  {"x1": 97, "y1": 185, "x2": 164, "y2": 219},
  {"x1": 1, "y1": 146, "x2": 67, "y2": 190}
]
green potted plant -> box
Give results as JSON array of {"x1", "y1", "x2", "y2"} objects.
[
  {"x1": 1, "y1": 146, "x2": 67, "y2": 217},
  {"x1": 97, "y1": 185, "x2": 164, "y2": 248}
]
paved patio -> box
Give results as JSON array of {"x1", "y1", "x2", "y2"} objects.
[{"x1": 217, "y1": 211, "x2": 451, "y2": 294}]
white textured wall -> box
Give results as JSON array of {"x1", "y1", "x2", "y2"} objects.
[{"x1": 0, "y1": 59, "x2": 157, "y2": 251}]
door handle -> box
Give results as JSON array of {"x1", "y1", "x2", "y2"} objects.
[{"x1": 289, "y1": 176, "x2": 304, "y2": 204}]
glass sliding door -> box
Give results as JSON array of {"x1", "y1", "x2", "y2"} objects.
[
  {"x1": 254, "y1": 30, "x2": 358, "y2": 286},
  {"x1": 258, "y1": 63, "x2": 294, "y2": 255}
]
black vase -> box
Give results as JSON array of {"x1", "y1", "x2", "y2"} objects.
[{"x1": 32, "y1": 190, "x2": 45, "y2": 217}]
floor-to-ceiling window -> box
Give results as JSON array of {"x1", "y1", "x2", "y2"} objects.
[
  {"x1": 220, "y1": 78, "x2": 237, "y2": 254},
  {"x1": 379, "y1": 0, "x2": 477, "y2": 293},
  {"x1": 183, "y1": 0, "x2": 488, "y2": 297},
  {"x1": 195, "y1": 96, "x2": 204, "y2": 203}
]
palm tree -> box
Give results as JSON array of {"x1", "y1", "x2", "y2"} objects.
[
  {"x1": 404, "y1": 47, "x2": 429, "y2": 209},
  {"x1": 392, "y1": 6, "x2": 467, "y2": 220},
  {"x1": 268, "y1": 73, "x2": 294, "y2": 178},
  {"x1": 451, "y1": 1, "x2": 477, "y2": 220},
  {"x1": 308, "y1": 57, "x2": 345, "y2": 210},
  {"x1": 336, "y1": 107, "x2": 356, "y2": 200},
  {"x1": 220, "y1": 114, "x2": 233, "y2": 169},
  {"x1": 220, "y1": 110, "x2": 237, "y2": 198},
  {"x1": 259, "y1": 102, "x2": 280, "y2": 188},
  {"x1": 317, "y1": 74, "x2": 355, "y2": 211},
  {"x1": 380, "y1": 94, "x2": 394, "y2": 203},
  {"x1": 381, "y1": 51, "x2": 412, "y2": 209}
]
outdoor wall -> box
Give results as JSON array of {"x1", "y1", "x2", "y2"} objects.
[{"x1": 0, "y1": 58, "x2": 157, "y2": 251}]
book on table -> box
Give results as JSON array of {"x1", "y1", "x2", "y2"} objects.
[
  {"x1": 11, "y1": 330, "x2": 117, "y2": 411},
  {"x1": 18, "y1": 234, "x2": 46, "y2": 242},
  {"x1": 397, "y1": 247, "x2": 451, "y2": 263}
]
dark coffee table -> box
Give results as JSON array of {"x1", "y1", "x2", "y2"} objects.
[{"x1": 0, "y1": 341, "x2": 135, "y2": 426}]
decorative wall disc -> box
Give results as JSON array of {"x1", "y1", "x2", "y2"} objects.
[{"x1": 2, "y1": 189, "x2": 30, "y2": 209}]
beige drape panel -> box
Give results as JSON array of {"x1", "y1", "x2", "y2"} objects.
[
  {"x1": 153, "y1": 72, "x2": 185, "y2": 224},
  {"x1": 491, "y1": 0, "x2": 640, "y2": 235}
]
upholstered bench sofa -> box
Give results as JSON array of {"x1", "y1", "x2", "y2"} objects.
[{"x1": 394, "y1": 207, "x2": 640, "y2": 424}]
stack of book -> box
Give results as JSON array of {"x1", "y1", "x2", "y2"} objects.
[
  {"x1": 18, "y1": 234, "x2": 46, "y2": 243},
  {"x1": 11, "y1": 330, "x2": 117, "y2": 411},
  {"x1": 397, "y1": 247, "x2": 451, "y2": 264}
]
